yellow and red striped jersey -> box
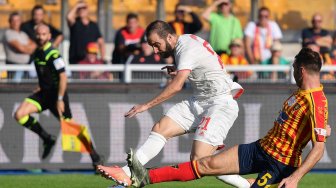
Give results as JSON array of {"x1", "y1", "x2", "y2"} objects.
[{"x1": 259, "y1": 85, "x2": 328, "y2": 167}]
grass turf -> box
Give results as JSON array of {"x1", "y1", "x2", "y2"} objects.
[{"x1": 0, "y1": 173, "x2": 335, "y2": 188}]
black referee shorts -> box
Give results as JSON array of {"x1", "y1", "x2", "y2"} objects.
[{"x1": 25, "y1": 90, "x2": 72, "y2": 120}]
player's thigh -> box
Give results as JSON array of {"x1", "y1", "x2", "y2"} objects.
[
  {"x1": 190, "y1": 140, "x2": 217, "y2": 160},
  {"x1": 197, "y1": 145, "x2": 240, "y2": 176},
  {"x1": 194, "y1": 99, "x2": 239, "y2": 147},
  {"x1": 156, "y1": 99, "x2": 196, "y2": 139},
  {"x1": 15, "y1": 99, "x2": 41, "y2": 120},
  {"x1": 151, "y1": 115, "x2": 186, "y2": 139},
  {"x1": 251, "y1": 171, "x2": 281, "y2": 188},
  {"x1": 15, "y1": 91, "x2": 46, "y2": 119}
]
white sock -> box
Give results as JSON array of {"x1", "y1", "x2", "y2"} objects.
[
  {"x1": 122, "y1": 131, "x2": 167, "y2": 176},
  {"x1": 217, "y1": 175, "x2": 251, "y2": 188}
]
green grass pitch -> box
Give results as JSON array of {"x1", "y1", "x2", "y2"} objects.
[{"x1": 0, "y1": 173, "x2": 335, "y2": 188}]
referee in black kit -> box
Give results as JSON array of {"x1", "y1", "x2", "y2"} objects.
[{"x1": 14, "y1": 24, "x2": 102, "y2": 168}]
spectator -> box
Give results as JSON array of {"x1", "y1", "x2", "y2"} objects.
[
  {"x1": 302, "y1": 13, "x2": 332, "y2": 63},
  {"x1": 78, "y1": 42, "x2": 113, "y2": 80},
  {"x1": 307, "y1": 41, "x2": 332, "y2": 65},
  {"x1": 168, "y1": 3, "x2": 202, "y2": 36},
  {"x1": 21, "y1": 5, "x2": 63, "y2": 48},
  {"x1": 3, "y1": 12, "x2": 36, "y2": 82},
  {"x1": 67, "y1": 1, "x2": 105, "y2": 64},
  {"x1": 127, "y1": 36, "x2": 167, "y2": 88},
  {"x1": 220, "y1": 39, "x2": 251, "y2": 81},
  {"x1": 112, "y1": 13, "x2": 144, "y2": 64},
  {"x1": 244, "y1": 6, "x2": 282, "y2": 64},
  {"x1": 128, "y1": 36, "x2": 165, "y2": 65},
  {"x1": 307, "y1": 41, "x2": 334, "y2": 80},
  {"x1": 330, "y1": 32, "x2": 336, "y2": 62},
  {"x1": 202, "y1": 0, "x2": 243, "y2": 55},
  {"x1": 261, "y1": 41, "x2": 290, "y2": 81}
]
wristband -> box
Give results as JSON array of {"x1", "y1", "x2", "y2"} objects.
[{"x1": 58, "y1": 95, "x2": 63, "y2": 101}]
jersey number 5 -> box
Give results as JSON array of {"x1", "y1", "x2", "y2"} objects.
[{"x1": 257, "y1": 173, "x2": 272, "y2": 187}]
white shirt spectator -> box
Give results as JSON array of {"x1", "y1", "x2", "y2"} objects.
[
  {"x1": 3, "y1": 29, "x2": 30, "y2": 64},
  {"x1": 244, "y1": 21, "x2": 282, "y2": 61}
]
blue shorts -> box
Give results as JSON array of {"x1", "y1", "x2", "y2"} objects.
[{"x1": 238, "y1": 141, "x2": 297, "y2": 187}]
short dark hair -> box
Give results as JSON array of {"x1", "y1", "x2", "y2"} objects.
[
  {"x1": 126, "y1": 13, "x2": 138, "y2": 22},
  {"x1": 9, "y1": 12, "x2": 19, "y2": 23},
  {"x1": 258, "y1": 6, "x2": 270, "y2": 14},
  {"x1": 31, "y1": 5, "x2": 44, "y2": 16},
  {"x1": 294, "y1": 47, "x2": 322, "y2": 73},
  {"x1": 145, "y1": 20, "x2": 175, "y2": 39}
]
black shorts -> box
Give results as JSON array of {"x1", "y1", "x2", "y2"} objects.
[
  {"x1": 25, "y1": 90, "x2": 72, "y2": 119},
  {"x1": 238, "y1": 141, "x2": 297, "y2": 187}
]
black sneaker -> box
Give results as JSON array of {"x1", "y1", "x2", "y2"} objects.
[{"x1": 42, "y1": 135, "x2": 56, "y2": 159}]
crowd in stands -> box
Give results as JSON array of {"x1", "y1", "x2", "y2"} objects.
[{"x1": 1, "y1": 0, "x2": 336, "y2": 82}]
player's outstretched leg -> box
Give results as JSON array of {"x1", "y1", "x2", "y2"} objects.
[
  {"x1": 127, "y1": 148, "x2": 150, "y2": 187},
  {"x1": 97, "y1": 165, "x2": 132, "y2": 187}
]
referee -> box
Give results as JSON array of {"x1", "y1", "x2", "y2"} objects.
[{"x1": 14, "y1": 24, "x2": 102, "y2": 167}]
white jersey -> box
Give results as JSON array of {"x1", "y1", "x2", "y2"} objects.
[{"x1": 175, "y1": 34, "x2": 242, "y2": 99}]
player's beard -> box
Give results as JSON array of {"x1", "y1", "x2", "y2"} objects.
[{"x1": 158, "y1": 39, "x2": 174, "y2": 58}]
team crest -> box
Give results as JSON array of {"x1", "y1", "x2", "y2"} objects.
[
  {"x1": 287, "y1": 96, "x2": 296, "y2": 106},
  {"x1": 293, "y1": 103, "x2": 301, "y2": 111}
]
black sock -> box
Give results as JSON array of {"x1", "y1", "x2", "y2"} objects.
[
  {"x1": 89, "y1": 143, "x2": 99, "y2": 157},
  {"x1": 22, "y1": 116, "x2": 50, "y2": 141}
]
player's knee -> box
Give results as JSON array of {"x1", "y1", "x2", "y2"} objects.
[
  {"x1": 197, "y1": 157, "x2": 216, "y2": 174},
  {"x1": 152, "y1": 122, "x2": 163, "y2": 133},
  {"x1": 14, "y1": 108, "x2": 30, "y2": 123},
  {"x1": 14, "y1": 109, "x2": 24, "y2": 121},
  {"x1": 152, "y1": 122, "x2": 170, "y2": 139},
  {"x1": 190, "y1": 153, "x2": 202, "y2": 161}
]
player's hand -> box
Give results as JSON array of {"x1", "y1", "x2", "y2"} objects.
[
  {"x1": 124, "y1": 104, "x2": 149, "y2": 118},
  {"x1": 57, "y1": 100, "x2": 65, "y2": 118},
  {"x1": 161, "y1": 65, "x2": 177, "y2": 77},
  {"x1": 278, "y1": 175, "x2": 299, "y2": 188}
]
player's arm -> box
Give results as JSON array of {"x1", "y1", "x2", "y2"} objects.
[
  {"x1": 57, "y1": 72, "x2": 67, "y2": 117},
  {"x1": 58, "y1": 72, "x2": 67, "y2": 101},
  {"x1": 125, "y1": 70, "x2": 190, "y2": 118},
  {"x1": 53, "y1": 55, "x2": 67, "y2": 118},
  {"x1": 278, "y1": 141, "x2": 324, "y2": 188}
]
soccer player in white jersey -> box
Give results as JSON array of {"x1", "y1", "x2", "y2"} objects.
[{"x1": 97, "y1": 20, "x2": 250, "y2": 187}]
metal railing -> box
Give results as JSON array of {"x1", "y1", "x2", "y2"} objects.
[{"x1": 1, "y1": 64, "x2": 336, "y2": 84}]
